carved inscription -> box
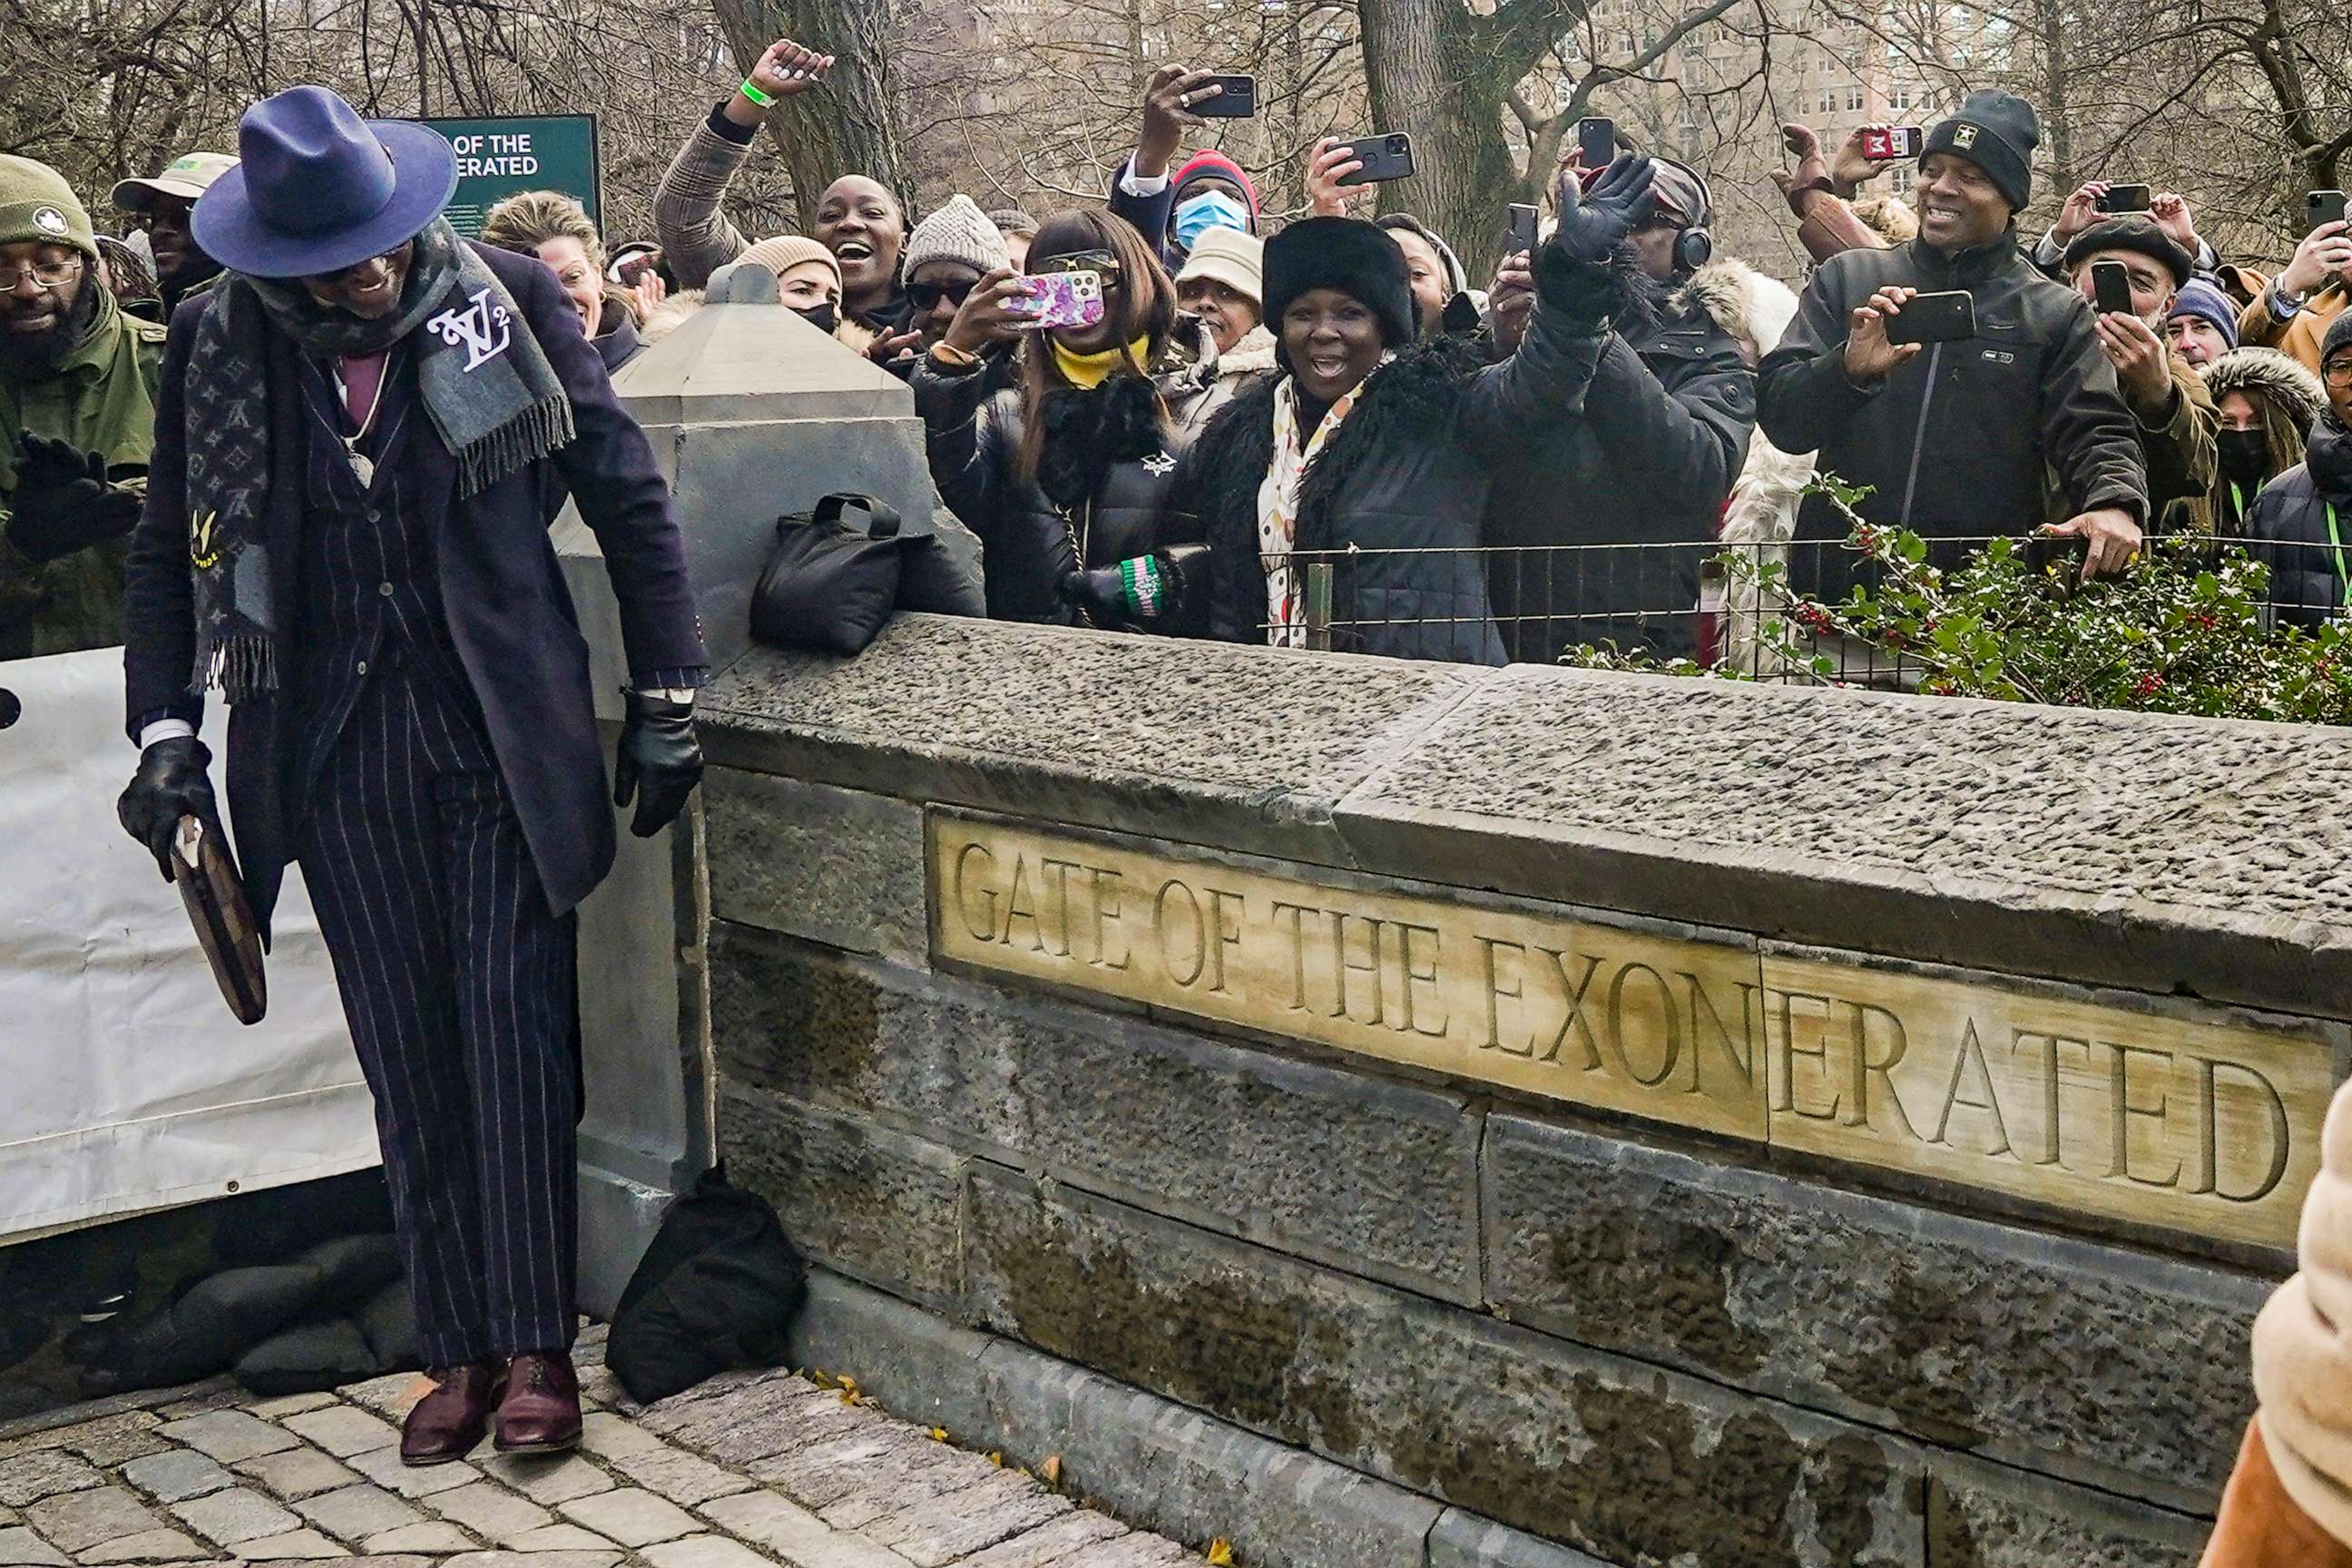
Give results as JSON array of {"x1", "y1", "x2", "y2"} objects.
[{"x1": 928, "y1": 817, "x2": 2334, "y2": 1246}]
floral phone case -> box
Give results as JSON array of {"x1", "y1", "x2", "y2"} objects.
[{"x1": 1014, "y1": 270, "x2": 1105, "y2": 330}]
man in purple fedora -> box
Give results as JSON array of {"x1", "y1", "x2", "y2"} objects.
[{"x1": 115, "y1": 85, "x2": 708, "y2": 1460}]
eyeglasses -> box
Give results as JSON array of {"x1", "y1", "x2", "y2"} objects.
[
  {"x1": 0, "y1": 256, "x2": 83, "y2": 292},
  {"x1": 906, "y1": 277, "x2": 977, "y2": 310},
  {"x1": 1035, "y1": 250, "x2": 1122, "y2": 287},
  {"x1": 2326, "y1": 360, "x2": 2352, "y2": 390}
]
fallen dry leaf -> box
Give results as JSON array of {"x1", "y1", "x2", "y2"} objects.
[
  {"x1": 1206, "y1": 1539, "x2": 1236, "y2": 1565},
  {"x1": 987, "y1": 1451, "x2": 1004, "y2": 1466},
  {"x1": 928, "y1": 1426, "x2": 950, "y2": 1443},
  {"x1": 1042, "y1": 1455, "x2": 1064, "y2": 1486}
]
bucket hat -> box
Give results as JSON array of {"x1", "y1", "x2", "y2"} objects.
[
  {"x1": 191, "y1": 86, "x2": 457, "y2": 279},
  {"x1": 111, "y1": 152, "x2": 239, "y2": 214}
]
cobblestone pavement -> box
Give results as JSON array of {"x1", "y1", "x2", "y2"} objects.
[{"x1": 0, "y1": 1327, "x2": 1196, "y2": 1568}]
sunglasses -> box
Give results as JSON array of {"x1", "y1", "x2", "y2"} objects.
[
  {"x1": 906, "y1": 277, "x2": 978, "y2": 310},
  {"x1": 1034, "y1": 250, "x2": 1123, "y2": 287}
]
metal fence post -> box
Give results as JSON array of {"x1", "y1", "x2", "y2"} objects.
[{"x1": 1306, "y1": 562, "x2": 1334, "y2": 652}]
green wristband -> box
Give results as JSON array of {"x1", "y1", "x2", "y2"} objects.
[{"x1": 739, "y1": 79, "x2": 777, "y2": 108}]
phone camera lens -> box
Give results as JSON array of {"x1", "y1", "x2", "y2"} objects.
[{"x1": 1388, "y1": 135, "x2": 1407, "y2": 152}]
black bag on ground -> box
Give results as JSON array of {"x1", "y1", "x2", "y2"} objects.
[
  {"x1": 607, "y1": 1164, "x2": 807, "y2": 1405},
  {"x1": 750, "y1": 493, "x2": 906, "y2": 656}
]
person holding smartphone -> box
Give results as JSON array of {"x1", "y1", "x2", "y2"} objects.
[
  {"x1": 1105, "y1": 64, "x2": 1261, "y2": 268},
  {"x1": 1759, "y1": 90, "x2": 2148, "y2": 607},
  {"x1": 912, "y1": 208, "x2": 1225, "y2": 624},
  {"x1": 2059, "y1": 216, "x2": 2217, "y2": 520},
  {"x1": 2243, "y1": 211, "x2": 2352, "y2": 377}
]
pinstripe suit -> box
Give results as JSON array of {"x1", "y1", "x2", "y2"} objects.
[
  {"x1": 124, "y1": 248, "x2": 709, "y2": 1367},
  {"x1": 289, "y1": 349, "x2": 578, "y2": 1363}
]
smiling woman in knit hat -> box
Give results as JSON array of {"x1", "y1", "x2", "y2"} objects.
[
  {"x1": 117, "y1": 83, "x2": 709, "y2": 1468},
  {"x1": 1106, "y1": 168, "x2": 1666, "y2": 661}
]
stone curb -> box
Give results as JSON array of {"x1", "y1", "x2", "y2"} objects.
[{"x1": 788, "y1": 1266, "x2": 1612, "y2": 1568}]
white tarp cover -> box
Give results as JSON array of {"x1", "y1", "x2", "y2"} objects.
[{"x1": 0, "y1": 649, "x2": 377, "y2": 1242}]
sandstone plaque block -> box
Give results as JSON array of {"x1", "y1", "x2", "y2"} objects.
[
  {"x1": 1759, "y1": 952, "x2": 2331, "y2": 1250},
  {"x1": 929, "y1": 815, "x2": 2337, "y2": 1248}
]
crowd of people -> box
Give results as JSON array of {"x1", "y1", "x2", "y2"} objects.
[{"x1": 9, "y1": 58, "x2": 2352, "y2": 674}]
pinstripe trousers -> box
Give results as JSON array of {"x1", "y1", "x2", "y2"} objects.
[{"x1": 296, "y1": 660, "x2": 580, "y2": 1367}]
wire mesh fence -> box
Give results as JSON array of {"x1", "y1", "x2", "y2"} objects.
[{"x1": 1248, "y1": 532, "x2": 2352, "y2": 691}]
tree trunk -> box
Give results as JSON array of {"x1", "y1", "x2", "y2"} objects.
[
  {"x1": 710, "y1": 0, "x2": 911, "y2": 231},
  {"x1": 1357, "y1": 0, "x2": 1542, "y2": 270}
]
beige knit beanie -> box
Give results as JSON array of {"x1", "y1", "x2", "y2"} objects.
[
  {"x1": 903, "y1": 195, "x2": 1008, "y2": 277},
  {"x1": 737, "y1": 233, "x2": 842, "y2": 292}
]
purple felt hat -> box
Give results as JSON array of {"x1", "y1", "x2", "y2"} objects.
[{"x1": 191, "y1": 86, "x2": 457, "y2": 279}]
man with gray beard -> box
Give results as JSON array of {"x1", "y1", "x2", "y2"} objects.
[{"x1": 0, "y1": 155, "x2": 166, "y2": 657}]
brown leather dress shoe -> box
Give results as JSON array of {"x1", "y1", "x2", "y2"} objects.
[
  {"x1": 401, "y1": 1362, "x2": 502, "y2": 1465},
  {"x1": 495, "y1": 1349, "x2": 583, "y2": 1454}
]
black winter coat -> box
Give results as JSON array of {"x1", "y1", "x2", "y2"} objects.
[
  {"x1": 1758, "y1": 232, "x2": 2147, "y2": 593},
  {"x1": 1482, "y1": 271, "x2": 1754, "y2": 662},
  {"x1": 913, "y1": 326, "x2": 1222, "y2": 623},
  {"x1": 2248, "y1": 415, "x2": 2352, "y2": 629},
  {"x1": 1170, "y1": 273, "x2": 1615, "y2": 664}
]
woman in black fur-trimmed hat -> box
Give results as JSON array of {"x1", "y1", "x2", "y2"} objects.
[{"x1": 1079, "y1": 160, "x2": 1666, "y2": 662}]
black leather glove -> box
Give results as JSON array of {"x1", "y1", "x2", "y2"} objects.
[
  {"x1": 117, "y1": 736, "x2": 222, "y2": 884},
  {"x1": 6, "y1": 433, "x2": 142, "y2": 564},
  {"x1": 1548, "y1": 154, "x2": 1660, "y2": 268},
  {"x1": 613, "y1": 690, "x2": 703, "y2": 838}
]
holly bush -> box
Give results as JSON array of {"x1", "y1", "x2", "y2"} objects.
[{"x1": 1564, "y1": 473, "x2": 2352, "y2": 724}]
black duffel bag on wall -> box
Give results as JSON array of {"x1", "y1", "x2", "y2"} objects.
[{"x1": 750, "y1": 491, "x2": 986, "y2": 656}]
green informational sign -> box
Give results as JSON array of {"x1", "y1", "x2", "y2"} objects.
[{"x1": 416, "y1": 114, "x2": 602, "y2": 238}]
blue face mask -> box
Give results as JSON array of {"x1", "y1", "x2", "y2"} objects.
[{"x1": 1173, "y1": 191, "x2": 1251, "y2": 252}]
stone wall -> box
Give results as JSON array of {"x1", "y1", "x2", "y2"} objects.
[{"x1": 691, "y1": 615, "x2": 2349, "y2": 1568}]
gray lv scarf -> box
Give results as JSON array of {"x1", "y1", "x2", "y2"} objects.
[{"x1": 182, "y1": 219, "x2": 575, "y2": 699}]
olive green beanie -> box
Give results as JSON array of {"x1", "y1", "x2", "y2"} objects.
[{"x1": 0, "y1": 154, "x2": 99, "y2": 266}]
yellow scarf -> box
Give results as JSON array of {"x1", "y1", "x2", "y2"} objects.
[{"x1": 1050, "y1": 336, "x2": 1153, "y2": 390}]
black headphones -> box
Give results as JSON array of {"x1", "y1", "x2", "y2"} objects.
[{"x1": 1657, "y1": 157, "x2": 1716, "y2": 272}]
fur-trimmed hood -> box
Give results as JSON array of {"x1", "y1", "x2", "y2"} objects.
[
  {"x1": 2205, "y1": 347, "x2": 2328, "y2": 438},
  {"x1": 1215, "y1": 323, "x2": 1279, "y2": 381},
  {"x1": 1671, "y1": 258, "x2": 1799, "y2": 366}
]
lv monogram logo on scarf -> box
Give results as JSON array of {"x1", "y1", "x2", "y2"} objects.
[{"x1": 426, "y1": 287, "x2": 514, "y2": 371}]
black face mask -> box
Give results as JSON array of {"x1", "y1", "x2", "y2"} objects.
[
  {"x1": 793, "y1": 301, "x2": 839, "y2": 336},
  {"x1": 2217, "y1": 428, "x2": 2271, "y2": 484}
]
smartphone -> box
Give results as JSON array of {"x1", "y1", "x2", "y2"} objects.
[
  {"x1": 1882, "y1": 289, "x2": 1976, "y2": 346},
  {"x1": 2096, "y1": 183, "x2": 2152, "y2": 213},
  {"x1": 2310, "y1": 191, "x2": 2350, "y2": 230},
  {"x1": 1194, "y1": 74, "x2": 1257, "y2": 118},
  {"x1": 1578, "y1": 117, "x2": 1616, "y2": 169},
  {"x1": 1011, "y1": 270, "x2": 1104, "y2": 331},
  {"x1": 1860, "y1": 125, "x2": 1922, "y2": 160},
  {"x1": 1336, "y1": 132, "x2": 1415, "y2": 186},
  {"x1": 2091, "y1": 260, "x2": 2132, "y2": 317},
  {"x1": 1505, "y1": 202, "x2": 1539, "y2": 257}
]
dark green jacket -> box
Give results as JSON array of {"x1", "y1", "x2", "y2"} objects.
[{"x1": 0, "y1": 288, "x2": 168, "y2": 657}]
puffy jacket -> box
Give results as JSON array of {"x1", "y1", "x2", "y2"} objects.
[
  {"x1": 1481, "y1": 260, "x2": 1758, "y2": 662},
  {"x1": 1167, "y1": 258, "x2": 1624, "y2": 664},
  {"x1": 913, "y1": 323, "x2": 1223, "y2": 622},
  {"x1": 2247, "y1": 414, "x2": 2352, "y2": 630},
  {"x1": 1758, "y1": 231, "x2": 2148, "y2": 589}
]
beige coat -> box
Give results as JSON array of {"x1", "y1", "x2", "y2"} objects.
[{"x1": 2255, "y1": 1078, "x2": 2352, "y2": 1548}]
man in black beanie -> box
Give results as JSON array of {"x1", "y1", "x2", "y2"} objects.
[{"x1": 1758, "y1": 89, "x2": 2149, "y2": 615}]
